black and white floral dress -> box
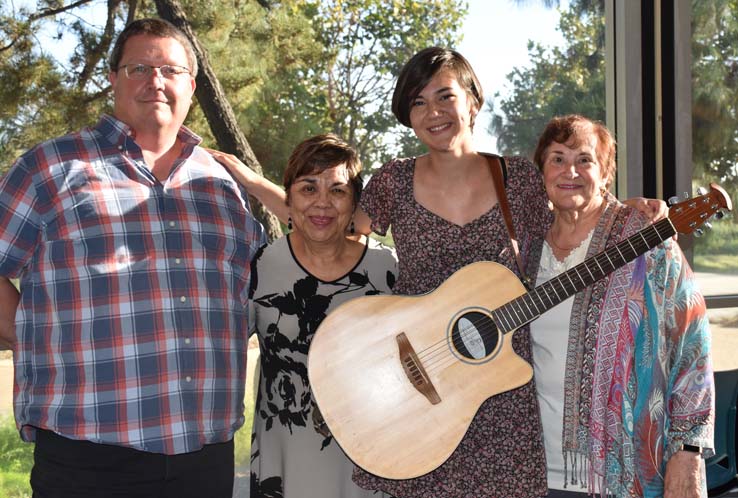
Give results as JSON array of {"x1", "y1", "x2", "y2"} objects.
[{"x1": 249, "y1": 234, "x2": 397, "y2": 498}]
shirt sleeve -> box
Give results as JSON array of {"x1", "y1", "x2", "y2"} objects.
[
  {"x1": 655, "y1": 241, "x2": 715, "y2": 459},
  {"x1": 247, "y1": 245, "x2": 267, "y2": 337},
  {"x1": 0, "y1": 154, "x2": 43, "y2": 278},
  {"x1": 506, "y1": 155, "x2": 552, "y2": 241},
  {"x1": 359, "y1": 159, "x2": 400, "y2": 237}
]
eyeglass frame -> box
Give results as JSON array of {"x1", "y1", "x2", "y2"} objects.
[{"x1": 117, "y1": 63, "x2": 192, "y2": 80}]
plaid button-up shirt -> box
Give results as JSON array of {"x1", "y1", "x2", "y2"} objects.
[{"x1": 0, "y1": 115, "x2": 266, "y2": 454}]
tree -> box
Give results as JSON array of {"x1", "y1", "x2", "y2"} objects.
[
  {"x1": 155, "y1": 0, "x2": 283, "y2": 240},
  {"x1": 0, "y1": 0, "x2": 117, "y2": 163},
  {"x1": 1, "y1": 0, "x2": 466, "y2": 191},
  {"x1": 691, "y1": 0, "x2": 738, "y2": 199},
  {"x1": 487, "y1": 1, "x2": 606, "y2": 158},
  {"x1": 304, "y1": 0, "x2": 466, "y2": 168}
]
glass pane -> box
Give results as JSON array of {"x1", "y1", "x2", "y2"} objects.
[
  {"x1": 710, "y1": 307, "x2": 738, "y2": 372},
  {"x1": 691, "y1": 0, "x2": 738, "y2": 297}
]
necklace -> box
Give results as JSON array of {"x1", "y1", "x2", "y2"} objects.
[{"x1": 546, "y1": 233, "x2": 581, "y2": 252}]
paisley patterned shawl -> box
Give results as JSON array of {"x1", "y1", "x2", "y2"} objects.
[{"x1": 561, "y1": 194, "x2": 714, "y2": 497}]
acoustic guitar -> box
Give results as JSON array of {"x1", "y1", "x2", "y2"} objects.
[{"x1": 307, "y1": 184, "x2": 732, "y2": 480}]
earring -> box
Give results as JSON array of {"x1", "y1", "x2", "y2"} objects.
[
  {"x1": 288, "y1": 217, "x2": 293, "y2": 230},
  {"x1": 350, "y1": 220, "x2": 355, "y2": 235},
  {"x1": 600, "y1": 185, "x2": 607, "y2": 195}
]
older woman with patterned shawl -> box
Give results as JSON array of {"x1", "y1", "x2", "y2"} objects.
[{"x1": 529, "y1": 114, "x2": 714, "y2": 498}]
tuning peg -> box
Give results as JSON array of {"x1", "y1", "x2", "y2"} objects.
[
  {"x1": 683, "y1": 191, "x2": 690, "y2": 200},
  {"x1": 714, "y1": 211, "x2": 725, "y2": 220},
  {"x1": 703, "y1": 222, "x2": 713, "y2": 230},
  {"x1": 694, "y1": 228, "x2": 704, "y2": 238},
  {"x1": 668, "y1": 196, "x2": 680, "y2": 206},
  {"x1": 696, "y1": 186, "x2": 708, "y2": 195}
]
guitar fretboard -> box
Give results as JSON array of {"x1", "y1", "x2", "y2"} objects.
[{"x1": 492, "y1": 217, "x2": 676, "y2": 333}]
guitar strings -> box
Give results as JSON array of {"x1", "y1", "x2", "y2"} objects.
[
  {"x1": 421, "y1": 225, "x2": 671, "y2": 373},
  {"x1": 405, "y1": 213, "x2": 693, "y2": 376},
  {"x1": 424, "y1": 204, "x2": 717, "y2": 375},
  {"x1": 421, "y1": 208, "x2": 705, "y2": 374}
]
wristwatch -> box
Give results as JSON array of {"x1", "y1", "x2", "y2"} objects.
[{"x1": 680, "y1": 443, "x2": 703, "y2": 454}]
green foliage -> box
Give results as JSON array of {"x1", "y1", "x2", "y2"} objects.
[
  {"x1": 0, "y1": 1, "x2": 114, "y2": 175},
  {"x1": 488, "y1": 2, "x2": 606, "y2": 158},
  {"x1": 234, "y1": 352, "x2": 258, "y2": 469},
  {"x1": 691, "y1": 0, "x2": 738, "y2": 203},
  {"x1": 0, "y1": 416, "x2": 32, "y2": 498},
  {"x1": 0, "y1": 417, "x2": 32, "y2": 475},
  {"x1": 305, "y1": 0, "x2": 467, "y2": 168},
  {"x1": 169, "y1": 0, "x2": 328, "y2": 182}
]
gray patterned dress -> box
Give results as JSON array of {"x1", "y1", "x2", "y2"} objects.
[{"x1": 249, "y1": 235, "x2": 397, "y2": 498}]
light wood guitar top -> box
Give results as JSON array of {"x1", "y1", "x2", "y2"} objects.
[{"x1": 308, "y1": 262, "x2": 531, "y2": 479}]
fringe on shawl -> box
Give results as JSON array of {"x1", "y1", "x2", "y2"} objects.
[{"x1": 563, "y1": 438, "x2": 617, "y2": 497}]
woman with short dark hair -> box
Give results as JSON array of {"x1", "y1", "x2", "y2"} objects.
[{"x1": 220, "y1": 134, "x2": 397, "y2": 498}]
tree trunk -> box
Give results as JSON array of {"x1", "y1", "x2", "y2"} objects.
[{"x1": 154, "y1": 0, "x2": 283, "y2": 241}]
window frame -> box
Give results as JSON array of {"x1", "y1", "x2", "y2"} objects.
[{"x1": 607, "y1": 0, "x2": 738, "y2": 309}]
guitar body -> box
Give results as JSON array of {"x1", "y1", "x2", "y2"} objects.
[{"x1": 307, "y1": 261, "x2": 532, "y2": 479}]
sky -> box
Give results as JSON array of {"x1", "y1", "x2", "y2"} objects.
[{"x1": 459, "y1": 0, "x2": 566, "y2": 151}]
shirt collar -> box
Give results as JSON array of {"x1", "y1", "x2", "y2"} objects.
[{"x1": 94, "y1": 114, "x2": 203, "y2": 150}]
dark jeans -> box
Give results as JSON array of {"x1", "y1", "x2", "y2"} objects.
[{"x1": 31, "y1": 428, "x2": 234, "y2": 498}]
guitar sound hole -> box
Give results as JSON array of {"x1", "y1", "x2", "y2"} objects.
[{"x1": 450, "y1": 311, "x2": 499, "y2": 362}]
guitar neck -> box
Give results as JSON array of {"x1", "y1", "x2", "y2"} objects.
[{"x1": 493, "y1": 217, "x2": 676, "y2": 332}]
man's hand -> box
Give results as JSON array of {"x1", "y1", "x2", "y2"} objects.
[
  {"x1": 664, "y1": 450, "x2": 703, "y2": 498},
  {"x1": 0, "y1": 277, "x2": 19, "y2": 351}
]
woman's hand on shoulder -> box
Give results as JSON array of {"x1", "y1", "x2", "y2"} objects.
[
  {"x1": 204, "y1": 148, "x2": 261, "y2": 187},
  {"x1": 205, "y1": 148, "x2": 290, "y2": 223},
  {"x1": 623, "y1": 197, "x2": 668, "y2": 222},
  {"x1": 664, "y1": 450, "x2": 703, "y2": 498}
]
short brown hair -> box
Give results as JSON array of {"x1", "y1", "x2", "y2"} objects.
[
  {"x1": 283, "y1": 134, "x2": 363, "y2": 207},
  {"x1": 109, "y1": 18, "x2": 198, "y2": 77},
  {"x1": 533, "y1": 114, "x2": 617, "y2": 189},
  {"x1": 392, "y1": 47, "x2": 483, "y2": 128}
]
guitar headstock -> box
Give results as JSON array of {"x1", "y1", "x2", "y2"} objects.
[{"x1": 668, "y1": 183, "x2": 732, "y2": 236}]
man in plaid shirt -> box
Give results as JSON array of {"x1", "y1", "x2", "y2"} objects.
[{"x1": 0, "y1": 18, "x2": 265, "y2": 497}]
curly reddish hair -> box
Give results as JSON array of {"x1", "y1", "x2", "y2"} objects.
[{"x1": 533, "y1": 114, "x2": 617, "y2": 189}]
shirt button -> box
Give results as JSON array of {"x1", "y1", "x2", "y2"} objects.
[
  {"x1": 175, "y1": 258, "x2": 181, "y2": 264},
  {"x1": 180, "y1": 296, "x2": 187, "y2": 303},
  {"x1": 117, "y1": 145, "x2": 123, "y2": 150},
  {"x1": 169, "y1": 221, "x2": 176, "y2": 228},
  {"x1": 184, "y1": 338, "x2": 191, "y2": 345},
  {"x1": 185, "y1": 376, "x2": 192, "y2": 383}
]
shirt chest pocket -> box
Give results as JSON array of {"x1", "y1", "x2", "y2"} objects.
[
  {"x1": 177, "y1": 177, "x2": 251, "y2": 271},
  {"x1": 46, "y1": 171, "x2": 151, "y2": 242}
]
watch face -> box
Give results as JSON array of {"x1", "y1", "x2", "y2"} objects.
[{"x1": 681, "y1": 444, "x2": 703, "y2": 454}]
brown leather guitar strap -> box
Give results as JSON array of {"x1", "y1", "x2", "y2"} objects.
[{"x1": 486, "y1": 154, "x2": 533, "y2": 290}]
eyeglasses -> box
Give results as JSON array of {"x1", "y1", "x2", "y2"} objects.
[{"x1": 118, "y1": 64, "x2": 191, "y2": 80}]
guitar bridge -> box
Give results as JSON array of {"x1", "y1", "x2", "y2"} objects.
[{"x1": 396, "y1": 332, "x2": 441, "y2": 405}]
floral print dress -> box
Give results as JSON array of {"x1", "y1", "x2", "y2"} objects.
[
  {"x1": 249, "y1": 235, "x2": 397, "y2": 498},
  {"x1": 352, "y1": 155, "x2": 553, "y2": 498}
]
